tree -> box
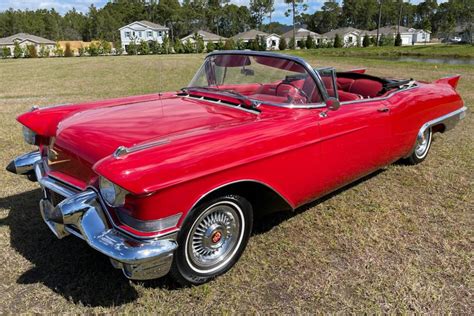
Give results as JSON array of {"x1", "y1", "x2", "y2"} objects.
[
  {"x1": 53, "y1": 43, "x2": 64, "y2": 56},
  {"x1": 333, "y1": 33, "x2": 343, "y2": 48},
  {"x1": 284, "y1": 0, "x2": 307, "y2": 47},
  {"x1": 193, "y1": 33, "x2": 205, "y2": 53},
  {"x1": 298, "y1": 38, "x2": 306, "y2": 49},
  {"x1": 39, "y1": 45, "x2": 50, "y2": 58},
  {"x1": 1, "y1": 47, "x2": 11, "y2": 58},
  {"x1": 149, "y1": 40, "x2": 161, "y2": 54},
  {"x1": 161, "y1": 36, "x2": 171, "y2": 54},
  {"x1": 250, "y1": 0, "x2": 274, "y2": 30},
  {"x1": 224, "y1": 38, "x2": 236, "y2": 50},
  {"x1": 99, "y1": 40, "x2": 111, "y2": 55},
  {"x1": 236, "y1": 39, "x2": 245, "y2": 50},
  {"x1": 64, "y1": 42, "x2": 74, "y2": 57},
  {"x1": 183, "y1": 39, "x2": 194, "y2": 53},
  {"x1": 13, "y1": 41, "x2": 23, "y2": 58},
  {"x1": 378, "y1": 34, "x2": 387, "y2": 46},
  {"x1": 215, "y1": 39, "x2": 224, "y2": 50},
  {"x1": 288, "y1": 37, "x2": 296, "y2": 49},
  {"x1": 173, "y1": 40, "x2": 184, "y2": 54},
  {"x1": 279, "y1": 37, "x2": 287, "y2": 50},
  {"x1": 78, "y1": 45, "x2": 85, "y2": 56},
  {"x1": 394, "y1": 32, "x2": 402, "y2": 46},
  {"x1": 363, "y1": 34, "x2": 370, "y2": 47},
  {"x1": 306, "y1": 34, "x2": 314, "y2": 49},
  {"x1": 86, "y1": 42, "x2": 99, "y2": 56}
]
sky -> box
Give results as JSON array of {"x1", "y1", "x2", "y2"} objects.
[{"x1": 0, "y1": 0, "x2": 441, "y2": 25}]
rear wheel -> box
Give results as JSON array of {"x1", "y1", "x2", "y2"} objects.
[
  {"x1": 170, "y1": 195, "x2": 253, "y2": 286},
  {"x1": 405, "y1": 127, "x2": 432, "y2": 165}
]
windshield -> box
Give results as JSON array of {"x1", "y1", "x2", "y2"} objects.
[{"x1": 188, "y1": 54, "x2": 323, "y2": 105}]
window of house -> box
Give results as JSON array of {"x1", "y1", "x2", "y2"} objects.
[
  {"x1": 159, "y1": 31, "x2": 162, "y2": 37},
  {"x1": 147, "y1": 31, "x2": 152, "y2": 37},
  {"x1": 139, "y1": 31, "x2": 142, "y2": 37},
  {"x1": 125, "y1": 31, "x2": 130, "y2": 38},
  {"x1": 271, "y1": 40, "x2": 276, "y2": 46},
  {"x1": 421, "y1": 33, "x2": 426, "y2": 39},
  {"x1": 348, "y1": 36, "x2": 353, "y2": 42}
]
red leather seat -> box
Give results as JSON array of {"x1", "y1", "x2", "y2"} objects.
[
  {"x1": 338, "y1": 90, "x2": 362, "y2": 101},
  {"x1": 348, "y1": 79, "x2": 383, "y2": 98}
]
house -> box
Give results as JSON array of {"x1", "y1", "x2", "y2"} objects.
[
  {"x1": 0, "y1": 33, "x2": 55, "y2": 56},
  {"x1": 232, "y1": 29, "x2": 280, "y2": 50},
  {"x1": 119, "y1": 20, "x2": 169, "y2": 52},
  {"x1": 322, "y1": 27, "x2": 365, "y2": 47},
  {"x1": 367, "y1": 26, "x2": 431, "y2": 45},
  {"x1": 281, "y1": 28, "x2": 325, "y2": 47},
  {"x1": 180, "y1": 30, "x2": 227, "y2": 45}
]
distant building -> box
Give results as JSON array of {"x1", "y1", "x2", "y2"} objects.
[
  {"x1": 180, "y1": 30, "x2": 227, "y2": 45},
  {"x1": 367, "y1": 26, "x2": 431, "y2": 45},
  {"x1": 282, "y1": 28, "x2": 325, "y2": 47},
  {"x1": 0, "y1": 33, "x2": 55, "y2": 56},
  {"x1": 232, "y1": 29, "x2": 280, "y2": 50},
  {"x1": 119, "y1": 20, "x2": 169, "y2": 52},
  {"x1": 322, "y1": 27, "x2": 365, "y2": 47},
  {"x1": 454, "y1": 24, "x2": 473, "y2": 44}
]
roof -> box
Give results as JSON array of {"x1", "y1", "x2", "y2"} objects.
[
  {"x1": 0, "y1": 33, "x2": 55, "y2": 45},
  {"x1": 281, "y1": 28, "x2": 322, "y2": 39},
  {"x1": 232, "y1": 29, "x2": 280, "y2": 40},
  {"x1": 119, "y1": 20, "x2": 169, "y2": 31},
  {"x1": 322, "y1": 27, "x2": 363, "y2": 38},
  {"x1": 181, "y1": 30, "x2": 227, "y2": 41}
]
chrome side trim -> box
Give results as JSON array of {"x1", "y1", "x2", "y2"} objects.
[
  {"x1": 418, "y1": 106, "x2": 467, "y2": 139},
  {"x1": 183, "y1": 94, "x2": 261, "y2": 115},
  {"x1": 114, "y1": 139, "x2": 170, "y2": 158}
]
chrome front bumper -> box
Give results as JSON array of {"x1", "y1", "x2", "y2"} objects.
[{"x1": 8, "y1": 155, "x2": 178, "y2": 280}]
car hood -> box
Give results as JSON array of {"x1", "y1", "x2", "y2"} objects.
[{"x1": 50, "y1": 95, "x2": 258, "y2": 183}]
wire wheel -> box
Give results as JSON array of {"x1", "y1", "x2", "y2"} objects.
[{"x1": 185, "y1": 201, "x2": 244, "y2": 274}]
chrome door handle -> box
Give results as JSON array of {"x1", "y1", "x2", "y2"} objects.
[{"x1": 377, "y1": 107, "x2": 389, "y2": 113}]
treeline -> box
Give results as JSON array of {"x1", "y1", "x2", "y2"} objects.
[
  {"x1": 0, "y1": 0, "x2": 472, "y2": 43},
  {"x1": 302, "y1": 0, "x2": 472, "y2": 35}
]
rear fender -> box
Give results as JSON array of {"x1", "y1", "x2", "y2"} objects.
[{"x1": 434, "y1": 75, "x2": 461, "y2": 90}]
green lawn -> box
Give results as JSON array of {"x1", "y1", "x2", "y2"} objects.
[
  {"x1": 0, "y1": 53, "x2": 472, "y2": 313},
  {"x1": 290, "y1": 44, "x2": 474, "y2": 58}
]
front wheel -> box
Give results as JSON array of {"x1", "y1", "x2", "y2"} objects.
[
  {"x1": 405, "y1": 127, "x2": 432, "y2": 165},
  {"x1": 170, "y1": 195, "x2": 253, "y2": 286}
]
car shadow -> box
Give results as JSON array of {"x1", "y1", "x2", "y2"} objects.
[{"x1": 1, "y1": 169, "x2": 384, "y2": 303}]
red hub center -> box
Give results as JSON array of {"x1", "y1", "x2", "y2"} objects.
[{"x1": 211, "y1": 231, "x2": 222, "y2": 243}]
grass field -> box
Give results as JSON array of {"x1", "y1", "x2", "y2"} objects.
[
  {"x1": 296, "y1": 44, "x2": 474, "y2": 58},
  {"x1": 0, "y1": 52, "x2": 473, "y2": 313}
]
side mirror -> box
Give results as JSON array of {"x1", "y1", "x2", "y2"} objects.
[{"x1": 326, "y1": 97, "x2": 340, "y2": 111}]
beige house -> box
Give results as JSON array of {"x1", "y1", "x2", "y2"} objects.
[
  {"x1": 322, "y1": 27, "x2": 365, "y2": 47},
  {"x1": 232, "y1": 29, "x2": 281, "y2": 50},
  {"x1": 282, "y1": 28, "x2": 325, "y2": 47},
  {"x1": 367, "y1": 26, "x2": 431, "y2": 45},
  {"x1": 181, "y1": 30, "x2": 227, "y2": 45},
  {"x1": 0, "y1": 33, "x2": 55, "y2": 56}
]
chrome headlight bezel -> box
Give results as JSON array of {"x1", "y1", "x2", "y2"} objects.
[
  {"x1": 22, "y1": 125, "x2": 37, "y2": 145},
  {"x1": 99, "y1": 177, "x2": 128, "y2": 207}
]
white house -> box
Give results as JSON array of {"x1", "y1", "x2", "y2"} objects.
[
  {"x1": 232, "y1": 29, "x2": 280, "y2": 50},
  {"x1": 119, "y1": 20, "x2": 169, "y2": 52},
  {"x1": 282, "y1": 28, "x2": 326, "y2": 47},
  {"x1": 0, "y1": 33, "x2": 55, "y2": 56},
  {"x1": 322, "y1": 27, "x2": 365, "y2": 47},
  {"x1": 367, "y1": 26, "x2": 431, "y2": 45},
  {"x1": 180, "y1": 30, "x2": 227, "y2": 45}
]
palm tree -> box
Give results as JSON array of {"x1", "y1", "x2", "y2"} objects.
[{"x1": 284, "y1": 0, "x2": 304, "y2": 49}]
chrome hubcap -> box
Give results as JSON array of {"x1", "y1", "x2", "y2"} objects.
[
  {"x1": 186, "y1": 202, "x2": 242, "y2": 272},
  {"x1": 415, "y1": 128, "x2": 431, "y2": 158}
]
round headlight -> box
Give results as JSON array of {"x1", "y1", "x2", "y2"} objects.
[
  {"x1": 22, "y1": 126, "x2": 36, "y2": 145},
  {"x1": 99, "y1": 177, "x2": 117, "y2": 206}
]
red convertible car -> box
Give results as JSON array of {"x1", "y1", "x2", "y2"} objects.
[{"x1": 7, "y1": 51, "x2": 466, "y2": 285}]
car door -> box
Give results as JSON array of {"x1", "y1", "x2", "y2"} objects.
[{"x1": 314, "y1": 99, "x2": 392, "y2": 197}]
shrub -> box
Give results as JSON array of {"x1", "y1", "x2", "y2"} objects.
[
  {"x1": 87, "y1": 42, "x2": 99, "y2": 56},
  {"x1": 236, "y1": 39, "x2": 245, "y2": 50},
  {"x1": 99, "y1": 40, "x2": 112, "y2": 55},
  {"x1": 258, "y1": 35, "x2": 266, "y2": 51},
  {"x1": 39, "y1": 45, "x2": 50, "y2": 57},
  {"x1": 149, "y1": 40, "x2": 161, "y2": 54},
  {"x1": 1, "y1": 46, "x2": 11, "y2": 58},
  {"x1": 78, "y1": 46, "x2": 85, "y2": 56},
  {"x1": 395, "y1": 32, "x2": 402, "y2": 46},
  {"x1": 206, "y1": 41, "x2": 215, "y2": 52},
  {"x1": 161, "y1": 36, "x2": 170, "y2": 54},
  {"x1": 333, "y1": 34, "x2": 343, "y2": 48},
  {"x1": 53, "y1": 43, "x2": 64, "y2": 57},
  {"x1": 306, "y1": 35, "x2": 315, "y2": 49},
  {"x1": 363, "y1": 34, "x2": 370, "y2": 47},
  {"x1": 379, "y1": 34, "x2": 386, "y2": 46},
  {"x1": 138, "y1": 40, "x2": 150, "y2": 55},
  {"x1": 13, "y1": 41, "x2": 23, "y2": 58},
  {"x1": 127, "y1": 41, "x2": 138, "y2": 55},
  {"x1": 193, "y1": 35, "x2": 205, "y2": 53},
  {"x1": 224, "y1": 38, "x2": 236, "y2": 50},
  {"x1": 64, "y1": 42, "x2": 74, "y2": 57},
  {"x1": 298, "y1": 38, "x2": 306, "y2": 49},
  {"x1": 183, "y1": 39, "x2": 194, "y2": 53},
  {"x1": 279, "y1": 37, "x2": 287, "y2": 50},
  {"x1": 288, "y1": 37, "x2": 295, "y2": 49},
  {"x1": 173, "y1": 40, "x2": 183, "y2": 54},
  {"x1": 114, "y1": 47, "x2": 124, "y2": 56},
  {"x1": 28, "y1": 45, "x2": 38, "y2": 58},
  {"x1": 215, "y1": 39, "x2": 224, "y2": 50}
]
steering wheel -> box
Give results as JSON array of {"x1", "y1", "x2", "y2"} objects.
[{"x1": 275, "y1": 82, "x2": 310, "y2": 103}]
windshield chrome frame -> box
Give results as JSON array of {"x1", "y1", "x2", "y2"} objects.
[{"x1": 190, "y1": 50, "x2": 330, "y2": 109}]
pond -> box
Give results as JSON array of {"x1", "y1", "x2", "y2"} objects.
[{"x1": 380, "y1": 56, "x2": 474, "y2": 65}]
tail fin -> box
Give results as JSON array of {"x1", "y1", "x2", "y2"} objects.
[{"x1": 435, "y1": 75, "x2": 461, "y2": 89}]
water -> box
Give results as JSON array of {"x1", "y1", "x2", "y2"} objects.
[{"x1": 380, "y1": 56, "x2": 474, "y2": 65}]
